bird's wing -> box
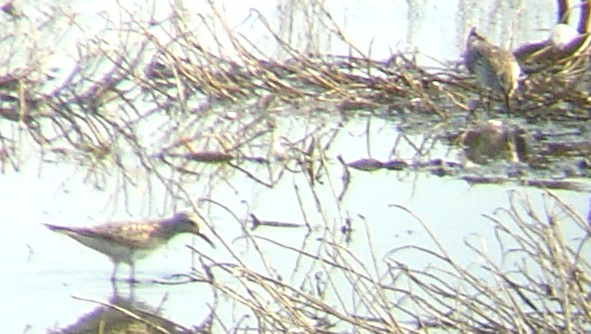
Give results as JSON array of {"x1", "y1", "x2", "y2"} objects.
[
  {"x1": 91, "y1": 221, "x2": 160, "y2": 249},
  {"x1": 45, "y1": 222, "x2": 156, "y2": 249}
]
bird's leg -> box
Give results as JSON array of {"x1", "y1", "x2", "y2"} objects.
[
  {"x1": 474, "y1": 88, "x2": 491, "y2": 118},
  {"x1": 465, "y1": 103, "x2": 476, "y2": 124},
  {"x1": 503, "y1": 92, "x2": 512, "y2": 117},
  {"x1": 111, "y1": 263, "x2": 119, "y2": 283},
  {"x1": 485, "y1": 91, "x2": 493, "y2": 117},
  {"x1": 111, "y1": 278, "x2": 119, "y2": 295},
  {"x1": 129, "y1": 262, "x2": 135, "y2": 284}
]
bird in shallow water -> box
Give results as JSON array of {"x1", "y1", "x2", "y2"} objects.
[
  {"x1": 45, "y1": 211, "x2": 214, "y2": 283},
  {"x1": 464, "y1": 28, "x2": 522, "y2": 115}
]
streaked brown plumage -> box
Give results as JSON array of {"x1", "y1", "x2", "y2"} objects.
[
  {"x1": 45, "y1": 212, "x2": 214, "y2": 282},
  {"x1": 464, "y1": 28, "x2": 521, "y2": 114}
]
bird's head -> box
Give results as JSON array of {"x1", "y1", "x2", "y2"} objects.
[
  {"x1": 467, "y1": 27, "x2": 487, "y2": 46},
  {"x1": 170, "y1": 211, "x2": 215, "y2": 247}
]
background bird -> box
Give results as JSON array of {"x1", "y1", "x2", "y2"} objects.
[
  {"x1": 45, "y1": 211, "x2": 214, "y2": 283},
  {"x1": 464, "y1": 28, "x2": 522, "y2": 115}
]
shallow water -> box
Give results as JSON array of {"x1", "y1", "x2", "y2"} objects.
[{"x1": 1, "y1": 0, "x2": 589, "y2": 333}]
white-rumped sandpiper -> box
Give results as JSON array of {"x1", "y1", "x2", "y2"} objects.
[{"x1": 45, "y1": 211, "x2": 213, "y2": 282}]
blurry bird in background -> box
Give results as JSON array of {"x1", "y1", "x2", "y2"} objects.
[{"x1": 464, "y1": 28, "x2": 522, "y2": 116}]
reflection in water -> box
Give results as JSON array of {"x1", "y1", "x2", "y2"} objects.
[
  {"x1": 49, "y1": 292, "x2": 201, "y2": 334},
  {"x1": 458, "y1": 120, "x2": 528, "y2": 164}
]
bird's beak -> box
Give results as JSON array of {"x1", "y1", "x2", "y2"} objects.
[{"x1": 198, "y1": 233, "x2": 215, "y2": 248}]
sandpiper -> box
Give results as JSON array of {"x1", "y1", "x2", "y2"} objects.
[
  {"x1": 45, "y1": 212, "x2": 214, "y2": 282},
  {"x1": 464, "y1": 28, "x2": 521, "y2": 115}
]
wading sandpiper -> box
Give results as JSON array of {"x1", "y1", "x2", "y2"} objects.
[
  {"x1": 45, "y1": 211, "x2": 214, "y2": 283},
  {"x1": 464, "y1": 28, "x2": 521, "y2": 115}
]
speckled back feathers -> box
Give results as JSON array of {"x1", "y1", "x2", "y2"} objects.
[{"x1": 464, "y1": 28, "x2": 521, "y2": 98}]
